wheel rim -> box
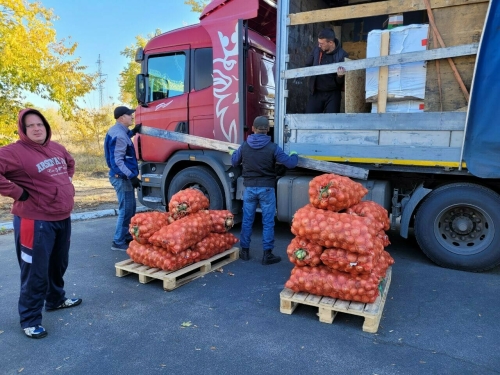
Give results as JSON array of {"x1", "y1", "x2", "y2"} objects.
[{"x1": 434, "y1": 204, "x2": 495, "y2": 255}]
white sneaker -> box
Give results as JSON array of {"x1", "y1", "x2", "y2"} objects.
[
  {"x1": 24, "y1": 325, "x2": 47, "y2": 339},
  {"x1": 47, "y1": 298, "x2": 82, "y2": 311}
]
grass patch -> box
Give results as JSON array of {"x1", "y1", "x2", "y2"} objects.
[{"x1": 72, "y1": 152, "x2": 108, "y2": 176}]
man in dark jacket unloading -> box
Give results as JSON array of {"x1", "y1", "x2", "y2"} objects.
[
  {"x1": 305, "y1": 28, "x2": 349, "y2": 114},
  {"x1": 230, "y1": 116, "x2": 298, "y2": 265},
  {"x1": 0, "y1": 109, "x2": 82, "y2": 339}
]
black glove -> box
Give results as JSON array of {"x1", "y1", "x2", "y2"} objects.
[
  {"x1": 130, "y1": 176, "x2": 142, "y2": 188},
  {"x1": 131, "y1": 124, "x2": 142, "y2": 136},
  {"x1": 18, "y1": 189, "x2": 29, "y2": 201}
]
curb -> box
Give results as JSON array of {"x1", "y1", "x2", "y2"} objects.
[{"x1": 0, "y1": 206, "x2": 151, "y2": 231}]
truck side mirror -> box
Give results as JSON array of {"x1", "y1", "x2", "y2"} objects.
[
  {"x1": 135, "y1": 47, "x2": 144, "y2": 62},
  {"x1": 136, "y1": 74, "x2": 147, "y2": 107}
]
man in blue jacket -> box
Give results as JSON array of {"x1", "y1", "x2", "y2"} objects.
[
  {"x1": 104, "y1": 106, "x2": 141, "y2": 251},
  {"x1": 231, "y1": 116, "x2": 298, "y2": 265},
  {"x1": 305, "y1": 28, "x2": 348, "y2": 114}
]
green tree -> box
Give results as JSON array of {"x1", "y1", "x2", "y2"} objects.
[
  {"x1": 118, "y1": 30, "x2": 161, "y2": 107},
  {"x1": 0, "y1": 0, "x2": 96, "y2": 144},
  {"x1": 184, "y1": 0, "x2": 208, "y2": 13}
]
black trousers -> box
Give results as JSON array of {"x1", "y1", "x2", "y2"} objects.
[
  {"x1": 14, "y1": 216, "x2": 71, "y2": 328},
  {"x1": 305, "y1": 91, "x2": 342, "y2": 114}
]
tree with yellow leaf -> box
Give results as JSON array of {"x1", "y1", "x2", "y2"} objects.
[
  {"x1": 0, "y1": 0, "x2": 96, "y2": 145},
  {"x1": 184, "y1": 0, "x2": 209, "y2": 13}
]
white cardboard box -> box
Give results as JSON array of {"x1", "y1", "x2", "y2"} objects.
[
  {"x1": 365, "y1": 24, "x2": 429, "y2": 102},
  {"x1": 371, "y1": 100, "x2": 425, "y2": 113}
]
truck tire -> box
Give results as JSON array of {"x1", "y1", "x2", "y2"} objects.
[
  {"x1": 414, "y1": 183, "x2": 500, "y2": 272},
  {"x1": 167, "y1": 166, "x2": 225, "y2": 210}
]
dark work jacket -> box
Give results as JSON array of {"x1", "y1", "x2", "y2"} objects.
[
  {"x1": 240, "y1": 142, "x2": 278, "y2": 188},
  {"x1": 231, "y1": 134, "x2": 298, "y2": 188},
  {"x1": 305, "y1": 39, "x2": 349, "y2": 94}
]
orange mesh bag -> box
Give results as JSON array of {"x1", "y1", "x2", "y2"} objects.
[
  {"x1": 372, "y1": 250, "x2": 394, "y2": 278},
  {"x1": 127, "y1": 240, "x2": 200, "y2": 271},
  {"x1": 286, "y1": 236, "x2": 324, "y2": 267},
  {"x1": 193, "y1": 232, "x2": 239, "y2": 260},
  {"x1": 168, "y1": 188, "x2": 209, "y2": 219},
  {"x1": 309, "y1": 174, "x2": 368, "y2": 212},
  {"x1": 209, "y1": 210, "x2": 235, "y2": 233},
  {"x1": 285, "y1": 265, "x2": 382, "y2": 303},
  {"x1": 377, "y1": 230, "x2": 391, "y2": 247},
  {"x1": 291, "y1": 205, "x2": 383, "y2": 255},
  {"x1": 320, "y1": 247, "x2": 381, "y2": 275},
  {"x1": 346, "y1": 200, "x2": 390, "y2": 231},
  {"x1": 129, "y1": 211, "x2": 171, "y2": 244},
  {"x1": 148, "y1": 210, "x2": 212, "y2": 254}
]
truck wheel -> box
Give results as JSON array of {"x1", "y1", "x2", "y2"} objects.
[
  {"x1": 414, "y1": 183, "x2": 500, "y2": 272},
  {"x1": 167, "y1": 166, "x2": 225, "y2": 210}
]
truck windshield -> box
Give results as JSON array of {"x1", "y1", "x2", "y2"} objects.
[{"x1": 147, "y1": 52, "x2": 186, "y2": 102}]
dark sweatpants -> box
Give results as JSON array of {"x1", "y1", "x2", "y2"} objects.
[
  {"x1": 13, "y1": 216, "x2": 71, "y2": 328},
  {"x1": 305, "y1": 90, "x2": 342, "y2": 114}
]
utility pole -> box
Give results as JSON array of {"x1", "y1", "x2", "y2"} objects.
[{"x1": 96, "y1": 54, "x2": 107, "y2": 108}]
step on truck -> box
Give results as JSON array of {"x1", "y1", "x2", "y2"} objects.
[{"x1": 133, "y1": 0, "x2": 500, "y2": 272}]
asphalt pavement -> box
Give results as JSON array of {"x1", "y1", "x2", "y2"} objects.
[{"x1": 0, "y1": 215, "x2": 499, "y2": 375}]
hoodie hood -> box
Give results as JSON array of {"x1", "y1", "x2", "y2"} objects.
[
  {"x1": 18, "y1": 108, "x2": 52, "y2": 146},
  {"x1": 330, "y1": 38, "x2": 341, "y2": 54},
  {"x1": 246, "y1": 133, "x2": 271, "y2": 149}
]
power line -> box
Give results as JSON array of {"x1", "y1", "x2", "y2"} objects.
[{"x1": 96, "y1": 54, "x2": 107, "y2": 108}]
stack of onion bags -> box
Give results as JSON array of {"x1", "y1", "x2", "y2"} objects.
[
  {"x1": 285, "y1": 174, "x2": 394, "y2": 303},
  {"x1": 127, "y1": 188, "x2": 237, "y2": 272}
]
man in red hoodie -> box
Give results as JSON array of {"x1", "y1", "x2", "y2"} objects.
[{"x1": 0, "y1": 109, "x2": 82, "y2": 339}]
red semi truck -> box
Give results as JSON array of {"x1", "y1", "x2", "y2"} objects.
[{"x1": 134, "y1": 0, "x2": 500, "y2": 272}]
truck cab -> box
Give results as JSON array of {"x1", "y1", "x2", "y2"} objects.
[{"x1": 134, "y1": 0, "x2": 276, "y2": 215}]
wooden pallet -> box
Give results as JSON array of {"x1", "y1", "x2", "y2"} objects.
[
  {"x1": 115, "y1": 247, "x2": 239, "y2": 291},
  {"x1": 280, "y1": 267, "x2": 392, "y2": 333}
]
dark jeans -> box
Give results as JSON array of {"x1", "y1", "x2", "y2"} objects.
[
  {"x1": 306, "y1": 90, "x2": 342, "y2": 113},
  {"x1": 14, "y1": 216, "x2": 71, "y2": 328},
  {"x1": 109, "y1": 176, "x2": 136, "y2": 245},
  {"x1": 240, "y1": 187, "x2": 276, "y2": 251}
]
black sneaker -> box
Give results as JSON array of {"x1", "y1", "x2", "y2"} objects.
[
  {"x1": 111, "y1": 242, "x2": 128, "y2": 251},
  {"x1": 46, "y1": 298, "x2": 82, "y2": 311},
  {"x1": 24, "y1": 325, "x2": 47, "y2": 339}
]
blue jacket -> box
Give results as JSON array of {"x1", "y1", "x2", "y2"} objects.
[
  {"x1": 104, "y1": 122, "x2": 139, "y2": 179},
  {"x1": 231, "y1": 134, "x2": 298, "y2": 187}
]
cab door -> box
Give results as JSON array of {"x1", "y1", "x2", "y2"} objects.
[{"x1": 140, "y1": 48, "x2": 190, "y2": 162}]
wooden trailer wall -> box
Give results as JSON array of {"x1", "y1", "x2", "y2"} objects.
[{"x1": 278, "y1": 0, "x2": 489, "y2": 169}]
